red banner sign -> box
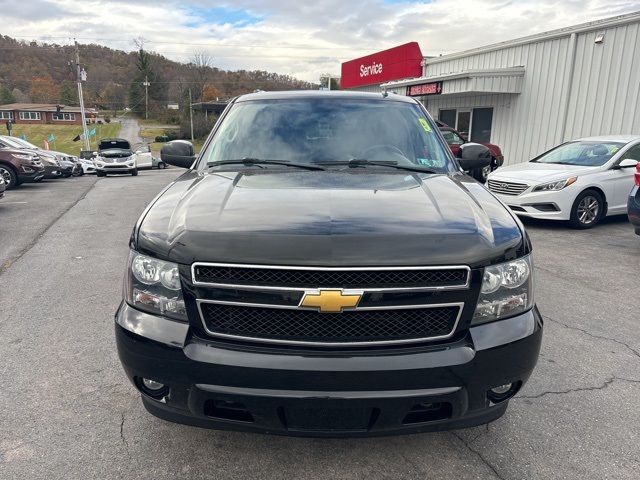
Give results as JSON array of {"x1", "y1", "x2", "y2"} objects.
[
  {"x1": 340, "y1": 42, "x2": 423, "y2": 89},
  {"x1": 407, "y1": 81, "x2": 443, "y2": 96}
]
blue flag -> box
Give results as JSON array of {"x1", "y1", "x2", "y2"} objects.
[
  {"x1": 19, "y1": 134, "x2": 27, "y2": 140},
  {"x1": 47, "y1": 134, "x2": 56, "y2": 142},
  {"x1": 87, "y1": 128, "x2": 96, "y2": 137}
]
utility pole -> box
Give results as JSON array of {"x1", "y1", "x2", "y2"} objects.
[
  {"x1": 74, "y1": 40, "x2": 90, "y2": 151},
  {"x1": 142, "y1": 76, "x2": 150, "y2": 120},
  {"x1": 189, "y1": 89, "x2": 194, "y2": 142}
]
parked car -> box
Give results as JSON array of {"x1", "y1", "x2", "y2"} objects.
[
  {"x1": 0, "y1": 175, "x2": 5, "y2": 199},
  {"x1": 0, "y1": 147, "x2": 44, "y2": 188},
  {"x1": 487, "y1": 135, "x2": 640, "y2": 228},
  {"x1": 436, "y1": 121, "x2": 504, "y2": 182},
  {"x1": 0, "y1": 136, "x2": 74, "y2": 179},
  {"x1": 54, "y1": 155, "x2": 76, "y2": 178},
  {"x1": 116, "y1": 91, "x2": 541, "y2": 437},
  {"x1": 78, "y1": 157, "x2": 97, "y2": 174},
  {"x1": 628, "y1": 161, "x2": 640, "y2": 235},
  {"x1": 94, "y1": 138, "x2": 137, "y2": 176},
  {"x1": 39, "y1": 156, "x2": 63, "y2": 180},
  {"x1": 151, "y1": 156, "x2": 166, "y2": 169},
  {"x1": 132, "y1": 143, "x2": 153, "y2": 169}
]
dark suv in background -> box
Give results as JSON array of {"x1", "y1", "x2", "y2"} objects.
[{"x1": 0, "y1": 147, "x2": 44, "y2": 188}]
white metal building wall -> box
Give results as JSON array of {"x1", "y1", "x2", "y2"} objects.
[{"x1": 415, "y1": 16, "x2": 640, "y2": 166}]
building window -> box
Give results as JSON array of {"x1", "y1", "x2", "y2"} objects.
[
  {"x1": 438, "y1": 107, "x2": 494, "y2": 143},
  {"x1": 52, "y1": 112, "x2": 76, "y2": 121},
  {"x1": 471, "y1": 108, "x2": 494, "y2": 143},
  {"x1": 19, "y1": 111, "x2": 41, "y2": 121},
  {"x1": 439, "y1": 109, "x2": 457, "y2": 128},
  {"x1": 0, "y1": 111, "x2": 13, "y2": 120}
]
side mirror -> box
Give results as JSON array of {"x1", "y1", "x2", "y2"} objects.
[
  {"x1": 161, "y1": 140, "x2": 196, "y2": 169},
  {"x1": 615, "y1": 158, "x2": 639, "y2": 169},
  {"x1": 456, "y1": 143, "x2": 492, "y2": 171}
]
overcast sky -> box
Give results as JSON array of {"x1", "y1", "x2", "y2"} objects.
[{"x1": 2, "y1": 0, "x2": 639, "y2": 82}]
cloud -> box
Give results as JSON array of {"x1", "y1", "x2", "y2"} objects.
[{"x1": 2, "y1": 0, "x2": 639, "y2": 82}]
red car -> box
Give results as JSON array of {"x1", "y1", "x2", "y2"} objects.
[{"x1": 437, "y1": 121, "x2": 504, "y2": 182}]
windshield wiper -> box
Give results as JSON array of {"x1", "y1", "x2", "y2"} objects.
[
  {"x1": 207, "y1": 158, "x2": 325, "y2": 171},
  {"x1": 323, "y1": 158, "x2": 439, "y2": 174}
]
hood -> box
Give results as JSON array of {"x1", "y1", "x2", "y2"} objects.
[
  {"x1": 99, "y1": 138, "x2": 131, "y2": 151},
  {"x1": 490, "y1": 161, "x2": 599, "y2": 183},
  {"x1": 99, "y1": 149, "x2": 133, "y2": 159},
  {"x1": 136, "y1": 171, "x2": 525, "y2": 268}
]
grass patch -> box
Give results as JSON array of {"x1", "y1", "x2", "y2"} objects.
[
  {"x1": 10, "y1": 123, "x2": 121, "y2": 156},
  {"x1": 140, "y1": 125, "x2": 205, "y2": 155}
]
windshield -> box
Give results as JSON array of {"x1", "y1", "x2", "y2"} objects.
[
  {"x1": 200, "y1": 98, "x2": 452, "y2": 172},
  {"x1": 533, "y1": 141, "x2": 624, "y2": 167}
]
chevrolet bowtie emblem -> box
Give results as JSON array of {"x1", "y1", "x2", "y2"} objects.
[{"x1": 299, "y1": 289, "x2": 363, "y2": 313}]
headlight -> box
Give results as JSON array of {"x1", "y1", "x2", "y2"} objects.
[
  {"x1": 532, "y1": 177, "x2": 577, "y2": 192},
  {"x1": 12, "y1": 153, "x2": 35, "y2": 161},
  {"x1": 125, "y1": 251, "x2": 186, "y2": 321},
  {"x1": 472, "y1": 255, "x2": 534, "y2": 325}
]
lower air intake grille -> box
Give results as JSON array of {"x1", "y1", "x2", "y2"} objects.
[{"x1": 198, "y1": 303, "x2": 460, "y2": 345}]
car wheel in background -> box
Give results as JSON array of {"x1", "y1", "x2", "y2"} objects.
[
  {"x1": 570, "y1": 189, "x2": 604, "y2": 229},
  {"x1": 158, "y1": 162, "x2": 166, "y2": 169},
  {"x1": 131, "y1": 169, "x2": 138, "y2": 176},
  {"x1": 0, "y1": 165, "x2": 18, "y2": 189}
]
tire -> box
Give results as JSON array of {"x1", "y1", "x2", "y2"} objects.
[
  {"x1": 131, "y1": 169, "x2": 138, "y2": 176},
  {"x1": 96, "y1": 171, "x2": 106, "y2": 177},
  {"x1": 0, "y1": 164, "x2": 18, "y2": 189},
  {"x1": 158, "y1": 162, "x2": 166, "y2": 169},
  {"x1": 569, "y1": 189, "x2": 605, "y2": 229}
]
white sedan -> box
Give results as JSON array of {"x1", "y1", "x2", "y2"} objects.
[{"x1": 487, "y1": 135, "x2": 640, "y2": 228}]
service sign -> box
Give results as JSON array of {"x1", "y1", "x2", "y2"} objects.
[
  {"x1": 340, "y1": 42, "x2": 423, "y2": 89},
  {"x1": 407, "y1": 81, "x2": 443, "y2": 96}
]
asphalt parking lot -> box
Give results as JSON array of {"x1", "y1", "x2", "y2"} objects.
[{"x1": 1, "y1": 171, "x2": 639, "y2": 479}]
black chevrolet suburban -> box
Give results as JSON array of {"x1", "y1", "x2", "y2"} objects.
[{"x1": 116, "y1": 91, "x2": 542, "y2": 436}]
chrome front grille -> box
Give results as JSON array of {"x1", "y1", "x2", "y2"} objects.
[
  {"x1": 191, "y1": 263, "x2": 472, "y2": 347},
  {"x1": 192, "y1": 263, "x2": 470, "y2": 291},
  {"x1": 487, "y1": 180, "x2": 529, "y2": 196}
]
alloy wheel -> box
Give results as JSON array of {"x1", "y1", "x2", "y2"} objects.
[
  {"x1": 0, "y1": 166, "x2": 12, "y2": 186},
  {"x1": 577, "y1": 195, "x2": 599, "y2": 225}
]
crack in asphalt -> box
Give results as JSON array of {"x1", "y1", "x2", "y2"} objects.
[
  {"x1": 542, "y1": 314, "x2": 640, "y2": 360},
  {"x1": 451, "y1": 431, "x2": 505, "y2": 480},
  {"x1": 0, "y1": 177, "x2": 98, "y2": 276},
  {"x1": 516, "y1": 376, "x2": 640, "y2": 400}
]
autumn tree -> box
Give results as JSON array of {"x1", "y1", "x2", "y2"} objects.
[
  {"x1": 30, "y1": 76, "x2": 59, "y2": 102},
  {"x1": 188, "y1": 51, "x2": 213, "y2": 102},
  {"x1": 129, "y1": 44, "x2": 163, "y2": 117},
  {"x1": 101, "y1": 82, "x2": 126, "y2": 117},
  {"x1": 202, "y1": 84, "x2": 221, "y2": 102}
]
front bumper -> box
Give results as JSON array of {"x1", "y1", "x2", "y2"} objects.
[
  {"x1": 628, "y1": 186, "x2": 640, "y2": 235},
  {"x1": 43, "y1": 165, "x2": 63, "y2": 179},
  {"x1": 491, "y1": 187, "x2": 574, "y2": 220},
  {"x1": 96, "y1": 163, "x2": 135, "y2": 172},
  {"x1": 115, "y1": 302, "x2": 543, "y2": 437}
]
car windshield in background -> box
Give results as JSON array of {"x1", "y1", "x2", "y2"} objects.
[
  {"x1": 200, "y1": 99, "x2": 451, "y2": 172},
  {"x1": 533, "y1": 141, "x2": 625, "y2": 167}
]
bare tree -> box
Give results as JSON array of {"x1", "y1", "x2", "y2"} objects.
[{"x1": 189, "y1": 51, "x2": 213, "y2": 102}]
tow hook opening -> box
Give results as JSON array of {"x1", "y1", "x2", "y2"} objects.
[
  {"x1": 204, "y1": 399, "x2": 255, "y2": 423},
  {"x1": 487, "y1": 381, "x2": 522, "y2": 404}
]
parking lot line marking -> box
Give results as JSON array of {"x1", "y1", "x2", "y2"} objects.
[{"x1": 1, "y1": 201, "x2": 28, "y2": 205}]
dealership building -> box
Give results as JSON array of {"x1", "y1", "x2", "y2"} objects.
[{"x1": 340, "y1": 12, "x2": 640, "y2": 166}]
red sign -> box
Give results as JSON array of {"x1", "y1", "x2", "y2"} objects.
[
  {"x1": 340, "y1": 42, "x2": 423, "y2": 89},
  {"x1": 407, "y1": 81, "x2": 443, "y2": 96}
]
